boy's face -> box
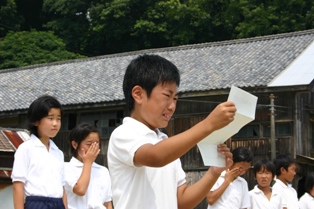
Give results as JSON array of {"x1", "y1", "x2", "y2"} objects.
[
  {"x1": 134, "y1": 82, "x2": 178, "y2": 130},
  {"x1": 281, "y1": 163, "x2": 296, "y2": 182},
  {"x1": 255, "y1": 167, "x2": 273, "y2": 189},
  {"x1": 310, "y1": 186, "x2": 314, "y2": 197},
  {"x1": 35, "y1": 108, "x2": 61, "y2": 140}
]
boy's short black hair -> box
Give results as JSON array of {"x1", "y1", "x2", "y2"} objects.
[
  {"x1": 273, "y1": 154, "x2": 296, "y2": 176},
  {"x1": 69, "y1": 123, "x2": 100, "y2": 158},
  {"x1": 232, "y1": 147, "x2": 253, "y2": 163},
  {"x1": 123, "y1": 54, "x2": 180, "y2": 112},
  {"x1": 253, "y1": 158, "x2": 276, "y2": 178},
  {"x1": 27, "y1": 95, "x2": 63, "y2": 137},
  {"x1": 304, "y1": 172, "x2": 314, "y2": 194}
]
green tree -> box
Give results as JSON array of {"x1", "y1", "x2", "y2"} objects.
[
  {"x1": 0, "y1": 0, "x2": 22, "y2": 37},
  {"x1": 235, "y1": 0, "x2": 314, "y2": 38},
  {"x1": 42, "y1": 0, "x2": 93, "y2": 55},
  {"x1": 0, "y1": 30, "x2": 86, "y2": 70}
]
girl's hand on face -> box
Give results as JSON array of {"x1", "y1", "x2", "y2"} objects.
[
  {"x1": 225, "y1": 167, "x2": 240, "y2": 183},
  {"x1": 80, "y1": 142, "x2": 100, "y2": 164}
]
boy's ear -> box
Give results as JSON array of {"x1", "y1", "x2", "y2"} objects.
[
  {"x1": 132, "y1": 85, "x2": 144, "y2": 104},
  {"x1": 71, "y1": 141, "x2": 78, "y2": 150},
  {"x1": 280, "y1": 167, "x2": 286, "y2": 174},
  {"x1": 34, "y1": 121, "x2": 39, "y2": 126}
]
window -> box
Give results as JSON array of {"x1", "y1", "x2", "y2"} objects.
[
  {"x1": 263, "y1": 122, "x2": 291, "y2": 137},
  {"x1": 80, "y1": 110, "x2": 124, "y2": 137},
  {"x1": 234, "y1": 125, "x2": 260, "y2": 138}
]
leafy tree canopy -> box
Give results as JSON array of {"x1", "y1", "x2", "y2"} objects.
[{"x1": 0, "y1": 30, "x2": 86, "y2": 70}]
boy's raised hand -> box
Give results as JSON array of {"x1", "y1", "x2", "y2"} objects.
[
  {"x1": 206, "y1": 101, "x2": 236, "y2": 132},
  {"x1": 78, "y1": 142, "x2": 100, "y2": 164},
  {"x1": 211, "y1": 144, "x2": 233, "y2": 175}
]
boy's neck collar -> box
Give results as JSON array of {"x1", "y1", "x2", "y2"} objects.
[{"x1": 277, "y1": 176, "x2": 288, "y2": 185}]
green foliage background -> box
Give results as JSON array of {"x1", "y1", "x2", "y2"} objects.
[{"x1": 0, "y1": 0, "x2": 314, "y2": 70}]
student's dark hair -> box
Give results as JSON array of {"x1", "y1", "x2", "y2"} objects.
[
  {"x1": 304, "y1": 172, "x2": 314, "y2": 194},
  {"x1": 253, "y1": 159, "x2": 276, "y2": 178},
  {"x1": 27, "y1": 95, "x2": 62, "y2": 137},
  {"x1": 69, "y1": 123, "x2": 101, "y2": 158},
  {"x1": 123, "y1": 54, "x2": 180, "y2": 112},
  {"x1": 232, "y1": 147, "x2": 253, "y2": 163},
  {"x1": 273, "y1": 154, "x2": 296, "y2": 176}
]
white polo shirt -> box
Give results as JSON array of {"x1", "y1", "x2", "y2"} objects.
[
  {"x1": 207, "y1": 171, "x2": 250, "y2": 209},
  {"x1": 11, "y1": 134, "x2": 64, "y2": 198},
  {"x1": 249, "y1": 185, "x2": 284, "y2": 209},
  {"x1": 108, "y1": 117, "x2": 186, "y2": 209},
  {"x1": 299, "y1": 192, "x2": 314, "y2": 209},
  {"x1": 272, "y1": 179, "x2": 298, "y2": 209},
  {"x1": 64, "y1": 157, "x2": 112, "y2": 209}
]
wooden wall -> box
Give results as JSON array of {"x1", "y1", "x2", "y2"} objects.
[{"x1": 52, "y1": 90, "x2": 314, "y2": 209}]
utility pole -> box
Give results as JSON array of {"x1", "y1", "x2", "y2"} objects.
[{"x1": 270, "y1": 94, "x2": 276, "y2": 160}]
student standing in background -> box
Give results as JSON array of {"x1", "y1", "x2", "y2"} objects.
[
  {"x1": 11, "y1": 95, "x2": 68, "y2": 209},
  {"x1": 64, "y1": 123, "x2": 112, "y2": 209}
]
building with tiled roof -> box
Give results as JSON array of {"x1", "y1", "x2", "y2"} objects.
[
  {"x1": 1, "y1": 30, "x2": 314, "y2": 208},
  {"x1": 1, "y1": 29, "x2": 314, "y2": 115}
]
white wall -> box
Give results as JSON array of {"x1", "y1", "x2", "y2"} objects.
[{"x1": 0, "y1": 184, "x2": 14, "y2": 209}]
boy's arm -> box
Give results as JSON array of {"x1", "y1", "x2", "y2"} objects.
[
  {"x1": 206, "y1": 167, "x2": 240, "y2": 205},
  {"x1": 13, "y1": 181, "x2": 24, "y2": 209},
  {"x1": 103, "y1": 201, "x2": 113, "y2": 209},
  {"x1": 134, "y1": 101, "x2": 236, "y2": 167},
  {"x1": 176, "y1": 145, "x2": 233, "y2": 209},
  {"x1": 62, "y1": 187, "x2": 68, "y2": 209},
  {"x1": 73, "y1": 142, "x2": 100, "y2": 196}
]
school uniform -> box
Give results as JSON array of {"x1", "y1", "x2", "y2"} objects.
[
  {"x1": 272, "y1": 179, "x2": 298, "y2": 209},
  {"x1": 11, "y1": 134, "x2": 65, "y2": 209},
  {"x1": 64, "y1": 157, "x2": 112, "y2": 209},
  {"x1": 299, "y1": 192, "x2": 314, "y2": 209},
  {"x1": 249, "y1": 185, "x2": 285, "y2": 209},
  {"x1": 207, "y1": 171, "x2": 250, "y2": 209},
  {"x1": 108, "y1": 117, "x2": 186, "y2": 209}
]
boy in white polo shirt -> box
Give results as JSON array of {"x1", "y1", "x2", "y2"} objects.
[
  {"x1": 249, "y1": 159, "x2": 286, "y2": 209},
  {"x1": 108, "y1": 54, "x2": 236, "y2": 209},
  {"x1": 206, "y1": 147, "x2": 252, "y2": 209},
  {"x1": 272, "y1": 154, "x2": 298, "y2": 209}
]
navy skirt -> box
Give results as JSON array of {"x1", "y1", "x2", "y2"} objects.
[{"x1": 25, "y1": 196, "x2": 66, "y2": 209}]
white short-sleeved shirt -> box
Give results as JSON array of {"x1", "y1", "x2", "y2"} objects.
[
  {"x1": 107, "y1": 117, "x2": 186, "y2": 209},
  {"x1": 207, "y1": 171, "x2": 250, "y2": 209},
  {"x1": 11, "y1": 134, "x2": 64, "y2": 198},
  {"x1": 299, "y1": 192, "x2": 314, "y2": 209},
  {"x1": 249, "y1": 185, "x2": 284, "y2": 209},
  {"x1": 272, "y1": 179, "x2": 298, "y2": 209},
  {"x1": 64, "y1": 157, "x2": 112, "y2": 209}
]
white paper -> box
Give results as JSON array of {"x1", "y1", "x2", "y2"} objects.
[{"x1": 197, "y1": 86, "x2": 258, "y2": 167}]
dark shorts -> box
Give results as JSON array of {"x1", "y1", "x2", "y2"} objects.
[{"x1": 25, "y1": 196, "x2": 65, "y2": 209}]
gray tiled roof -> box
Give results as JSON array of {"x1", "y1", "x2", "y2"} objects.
[{"x1": 1, "y1": 29, "x2": 314, "y2": 112}]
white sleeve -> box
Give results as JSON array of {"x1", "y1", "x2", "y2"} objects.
[
  {"x1": 63, "y1": 163, "x2": 79, "y2": 192},
  {"x1": 241, "y1": 180, "x2": 250, "y2": 208},
  {"x1": 11, "y1": 143, "x2": 29, "y2": 183}
]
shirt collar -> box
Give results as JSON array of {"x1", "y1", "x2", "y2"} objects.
[
  {"x1": 123, "y1": 117, "x2": 168, "y2": 139},
  {"x1": 69, "y1": 156, "x2": 102, "y2": 168},
  {"x1": 30, "y1": 134, "x2": 58, "y2": 150},
  {"x1": 274, "y1": 179, "x2": 290, "y2": 188},
  {"x1": 253, "y1": 185, "x2": 263, "y2": 194}
]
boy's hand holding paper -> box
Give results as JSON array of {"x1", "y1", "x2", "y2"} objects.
[{"x1": 197, "y1": 86, "x2": 258, "y2": 167}]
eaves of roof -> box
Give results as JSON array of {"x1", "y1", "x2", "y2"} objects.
[{"x1": 1, "y1": 29, "x2": 314, "y2": 113}]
